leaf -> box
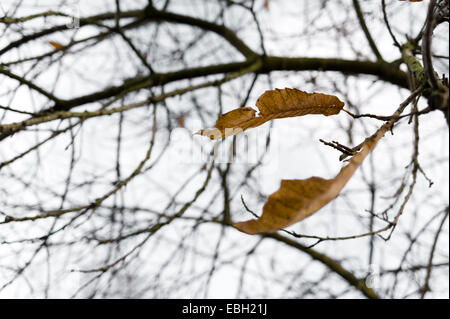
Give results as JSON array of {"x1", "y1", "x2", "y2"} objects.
[
  {"x1": 49, "y1": 41, "x2": 64, "y2": 50},
  {"x1": 233, "y1": 129, "x2": 385, "y2": 235},
  {"x1": 195, "y1": 88, "x2": 344, "y2": 139}
]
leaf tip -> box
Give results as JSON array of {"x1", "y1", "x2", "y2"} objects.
[
  {"x1": 49, "y1": 41, "x2": 63, "y2": 50},
  {"x1": 233, "y1": 220, "x2": 261, "y2": 235},
  {"x1": 193, "y1": 128, "x2": 222, "y2": 140}
]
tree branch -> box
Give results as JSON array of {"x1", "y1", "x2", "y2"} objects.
[
  {"x1": 264, "y1": 233, "x2": 380, "y2": 299},
  {"x1": 352, "y1": 0, "x2": 383, "y2": 61}
]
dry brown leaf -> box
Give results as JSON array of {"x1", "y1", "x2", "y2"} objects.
[
  {"x1": 233, "y1": 128, "x2": 385, "y2": 235},
  {"x1": 196, "y1": 88, "x2": 344, "y2": 139},
  {"x1": 49, "y1": 41, "x2": 64, "y2": 50}
]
